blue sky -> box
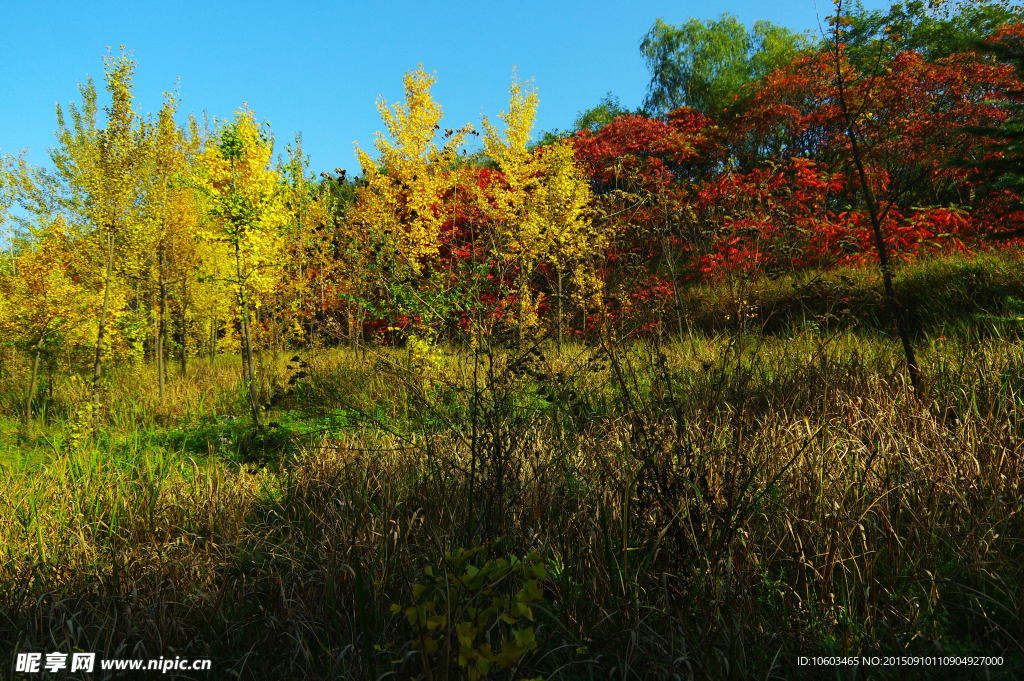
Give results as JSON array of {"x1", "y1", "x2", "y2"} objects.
[{"x1": 0, "y1": 0, "x2": 892, "y2": 177}]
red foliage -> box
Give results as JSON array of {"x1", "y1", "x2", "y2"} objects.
[{"x1": 315, "y1": 24, "x2": 1024, "y2": 341}]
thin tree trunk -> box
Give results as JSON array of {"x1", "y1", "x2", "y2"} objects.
[
  {"x1": 846, "y1": 132, "x2": 922, "y2": 393},
  {"x1": 235, "y1": 243, "x2": 262, "y2": 428},
  {"x1": 517, "y1": 263, "x2": 530, "y2": 349},
  {"x1": 209, "y1": 316, "x2": 217, "y2": 362},
  {"x1": 358, "y1": 303, "x2": 366, "y2": 360},
  {"x1": 833, "y1": 31, "x2": 922, "y2": 395},
  {"x1": 25, "y1": 334, "x2": 45, "y2": 431},
  {"x1": 92, "y1": 232, "x2": 114, "y2": 438},
  {"x1": 557, "y1": 269, "x2": 563, "y2": 352},
  {"x1": 348, "y1": 299, "x2": 354, "y2": 351},
  {"x1": 254, "y1": 304, "x2": 261, "y2": 380},
  {"x1": 132, "y1": 283, "x2": 140, "y2": 366},
  {"x1": 662, "y1": 181, "x2": 685, "y2": 339},
  {"x1": 180, "y1": 275, "x2": 187, "y2": 376},
  {"x1": 158, "y1": 250, "x2": 167, "y2": 403},
  {"x1": 150, "y1": 302, "x2": 157, "y2": 363},
  {"x1": 272, "y1": 297, "x2": 279, "y2": 362}
]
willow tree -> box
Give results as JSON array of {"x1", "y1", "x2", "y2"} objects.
[{"x1": 640, "y1": 14, "x2": 811, "y2": 117}]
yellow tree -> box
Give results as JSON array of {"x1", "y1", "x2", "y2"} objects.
[
  {"x1": 192, "y1": 108, "x2": 286, "y2": 427},
  {"x1": 0, "y1": 220, "x2": 104, "y2": 430},
  {"x1": 40, "y1": 48, "x2": 149, "y2": 434},
  {"x1": 480, "y1": 73, "x2": 593, "y2": 344},
  {"x1": 534, "y1": 141, "x2": 597, "y2": 347},
  {"x1": 162, "y1": 173, "x2": 204, "y2": 374},
  {"x1": 145, "y1": 91, "x2": 204, "y2": 401},
  {"x1": 191, "y1": 226, "x2": 235, "y2": 362},
  {"x1": 352, "y1": 65, "x2": 469, "y2": 272},
  {"x1": 348, "y1": 66, "x2": 472, "y2": 341},
  {"x1": 90, "y1": 51, "x2": 148, "y2": 433}
]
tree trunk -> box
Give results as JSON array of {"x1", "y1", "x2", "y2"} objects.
[
  {"x1": 235, "y1": 243, "x2": 262, "y2": 428},
  {"x1": 254, "y1": 304, "x2": 261, "y2": 381},
  {"x1": 180, "y1": 275, "x2": 187, "y2": 376},
  {"x1": 358, "y1": 303, "x2": 366, "y2": 360},
  {"x1": 348, "y1": 299, "x2": 354, "y2": 351},
  {"x1": 833, "y1": 31, "x2": 922, "y2": 395},
  {"x1": 557, "y1": 269, "x2": 563, "y2": 352},
  {"x1": 209, "y1": 316, "x2": 217, "y2": 362},
  {"x1": 271, "y1": 297, "x2": 279, "y2": 362},
  {"x1": 158, "y1": 249, "x2": 167, "y2": 403},
  {"x1": 131, "y1": 283, "x2": 140, "y2": 366},
  {"x1": 92, "y1": 232, "x2": 114, "y2": 438},
  {"x1": 517, "y1": 262, "x2": 530, "y2": 349},
  {"x1": 25, "y1": 334, "x2": 45, "y2": 431},
  {"x1": 847, "y1": 133, "x2": 922, "y2": 393}
]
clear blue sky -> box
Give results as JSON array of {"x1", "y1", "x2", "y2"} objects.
[{"x1": 0, "y1": 0, "x2": 891, "y2": 178}]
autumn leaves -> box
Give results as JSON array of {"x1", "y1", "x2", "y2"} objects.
[
  {"x1": 0, "y1": 50, "x2": 328, "y2": 434},
  {"x1": 0, "y1": 54, "x2": 598, "y2": 435},
  {"x1": 349, "y1": 65, "x2": 595, "y2": 347}
]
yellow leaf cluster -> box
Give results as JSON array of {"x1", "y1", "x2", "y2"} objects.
[
  {"x1": 193, "y1": 108, "x2": 287, "y2": 307},
  {"x1": 483, "y1": 75, "x2": 593, "y2": 265},
  {"x1": 481, "y1": 73, "x2": 594, "y2": 334},
  {"x1": 351, "y1": 65, "x2": 469, "y2": 273}
]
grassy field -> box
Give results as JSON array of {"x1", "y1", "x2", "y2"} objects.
[{"x1": 2, "y1": 253, "x2": 1024, "y2": 680}]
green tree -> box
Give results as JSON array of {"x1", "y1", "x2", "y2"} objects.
[
  {"x1": 0, "y1": 152, "x2": 15, "y2": 273},
  {"x1": 573, "y1": 92, "x2": 632, "y2": 132},
  {"x1": 841, "y1": 0, "x2": 1020, "y2": 67},
  {"x1": 640, "y1": 14, "x2": 812, "y2": 116}
]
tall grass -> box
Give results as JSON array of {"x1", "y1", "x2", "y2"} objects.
[{"x1": 1, "y1": 254, "x2": 1023, "y2": 679}]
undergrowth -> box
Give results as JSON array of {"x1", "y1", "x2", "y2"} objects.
[{"x1": 1, "y1": 254, "x2": 1023, "y2": 680}]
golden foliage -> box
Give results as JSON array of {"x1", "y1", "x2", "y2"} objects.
[
  {"x1": 350, "y1": 65, "x2": 469, "y2": 273},
  {"x1": 481, "y1": 72, "x2": 595, "y2": 335},
  {"x1": 193, "y1": 107, "x2": 287, "y2": 307}
]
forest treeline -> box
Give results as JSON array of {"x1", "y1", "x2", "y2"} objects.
[
  {"x1": 1, "y1": 0, "x2": 1023, "y2": 428},
  {"x1": 3, "y1": 4, "x2": 1024, "y2": 676}
]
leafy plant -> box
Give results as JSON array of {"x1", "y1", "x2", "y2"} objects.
[{"x1": 391, "y1": 544, "x2": 548, "y2": 681}]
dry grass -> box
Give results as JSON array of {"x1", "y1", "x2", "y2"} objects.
[{"x1": 0, "y1": 322, "x2": 1022, "y2": 680}]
